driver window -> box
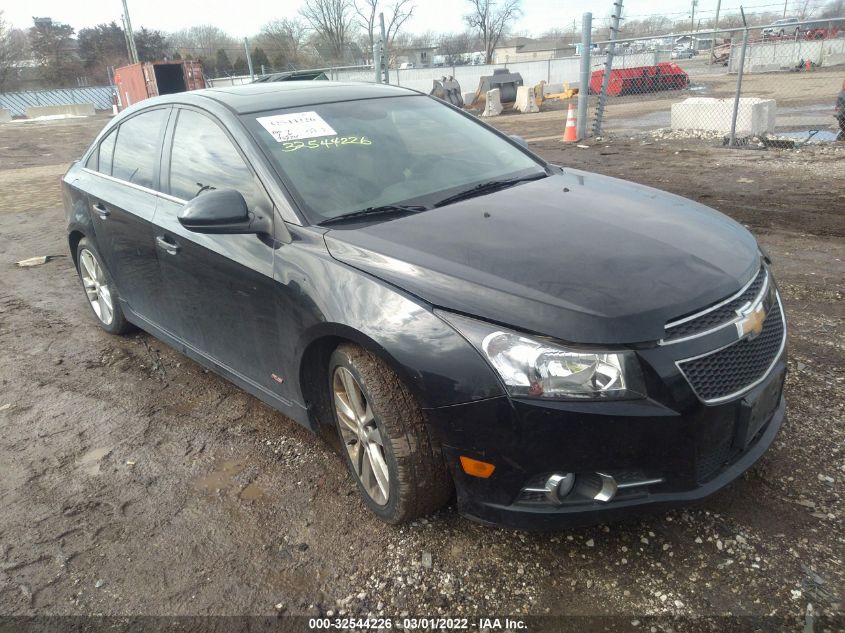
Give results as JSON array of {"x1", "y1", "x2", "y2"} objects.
[{"x1": 169, "y1": 109, "x2": 264, "y2": 211}]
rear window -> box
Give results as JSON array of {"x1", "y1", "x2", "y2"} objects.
[
  {"x1": 98, "y1": 128, "x2": 117, "y2": 175},
  {"x1": 112, "y1": 109, "x2": 169, "y2": 189}
]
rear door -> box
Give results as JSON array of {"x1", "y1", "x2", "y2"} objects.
[
  {"x1": 152, "y1": 106, "x2": 282, "y2": 390},
  {"x1": 82, "y1": 107, "x2": 171, "y2": 323}
]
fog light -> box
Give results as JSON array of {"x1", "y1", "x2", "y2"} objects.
[
  {"x1": 545, "y1": 472, "x2": 576, "y2": 503},
  {"x1": 575, "y1": 472, "x2": 618, "y2": 502}
]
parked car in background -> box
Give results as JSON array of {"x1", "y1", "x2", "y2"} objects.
[
  {"x1": 836, "y1": 79, "x2": 845, "y2": 139},
  {"x1": 63, "y1": 82, "x2": 787, "y2": 529},
  {"x1": 252, "y1": 70, "x2": 328, "y2": 83},
  {"x1": 399, "y1": 62, "x2": 415, "y2": 69},
  {"x1": 671, "y1": 47, "x2": 696, "y2": 60},
  {"x1": 762, "y1": 17, "x2": 801, "y2": 38}
]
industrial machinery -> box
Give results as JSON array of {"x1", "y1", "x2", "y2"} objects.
[
  {"x1": 469, "y1": 68, "x2": 524, "y2": 110},
  {"x1": 430, "y1": 76, "x2": 464, "y2": 107}
]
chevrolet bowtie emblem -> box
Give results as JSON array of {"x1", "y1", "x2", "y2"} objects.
[{"x1": 736, "y1": 302, "x2": 767, "y2": 340}]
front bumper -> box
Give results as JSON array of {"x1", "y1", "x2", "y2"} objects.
[{"x1": 426, "y1": 358, "x2": 786, "y2": 530}]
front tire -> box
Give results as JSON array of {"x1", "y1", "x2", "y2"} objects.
[
  {"x1": 75, "y1": 237, "x2": 133, "y2": 335},
  {"x1": 329, "y1": 344, "x2": 452, "y2": 524}
]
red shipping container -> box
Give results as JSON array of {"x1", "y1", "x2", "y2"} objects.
[{"x1": 114, "y1": 60, "x2": 206, "y2": 109}]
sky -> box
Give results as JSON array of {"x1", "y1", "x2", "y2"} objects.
[{"x1": 2, "y1": 0, "x2": 794, "y2": 37}]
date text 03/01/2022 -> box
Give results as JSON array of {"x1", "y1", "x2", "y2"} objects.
[{"x1": 307, "y1": 617, "x2": 527, "y2": 630}]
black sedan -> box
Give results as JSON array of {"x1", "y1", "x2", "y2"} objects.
[{"x1": 62, "y1": 82, "x2": 786, "y2": 529}]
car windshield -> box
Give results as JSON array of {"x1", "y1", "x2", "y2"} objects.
[{"x1": 243, "y1": 95, "x2": 545, "y2": 223}]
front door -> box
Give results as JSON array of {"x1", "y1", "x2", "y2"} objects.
[{"x1": 152, "y1": 107, "x2": 283, "y2": 394}]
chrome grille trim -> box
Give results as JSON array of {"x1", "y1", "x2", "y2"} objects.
[
  {"x1": 660, "y1": 265, "x2": 768, "y2": 346},
  {"x1": 675, "y1": 292, "x2": 786, "y2": 405}
]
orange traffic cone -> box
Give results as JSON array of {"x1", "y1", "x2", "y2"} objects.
[{"x1": 562, "y1": 103, "x2": 578, "y2": 142}]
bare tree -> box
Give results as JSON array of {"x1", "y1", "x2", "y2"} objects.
[
  {"x1": 300, "y1": 0, "x2": 356, "y2": 62},
  {"x1": 259, "y1": 18, "x2": 310, "y2": 67},
  {"x1": 819, "y1": 0, "x2": 844, "y2": 17},
  {"x1": 354, "y1": 0, "x2": 415, "y2": 53},
  {"x1": 463, "y1": 0, "x2": 522, "y2": 64},
  {"x1": 438, "y1": 31, "x2": 474, "y2": 64},
  {"x1": 169, "y1": 25, "x2": 238, "y2": 58},
  {"x1": 793, "y1": 0, "x2": 822, "y2": 19},
  {"x1": 0, "y1": 11, "x2": 28, "y2": 91}
]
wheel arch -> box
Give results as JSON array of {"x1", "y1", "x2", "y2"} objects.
[
  {"x1": 68, "y1": 229, "x2": 86, "y2": 271},
  {"x1": 297, "y1": 323, "x2": 432, "y2": 436}
]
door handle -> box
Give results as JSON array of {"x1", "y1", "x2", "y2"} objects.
[
  {"x1": 92, "y1": 202, "x2": 110, "y2": 218},
  {"x1": 155, "y1": 235, "x2": 181, "y2": 255}
]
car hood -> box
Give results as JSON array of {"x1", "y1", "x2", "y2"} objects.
[{"x1": 323, "y1": 170, "x2": 760, "y2": 345}]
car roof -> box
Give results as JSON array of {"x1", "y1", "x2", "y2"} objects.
[{"x1": 185, "y1": 81, "x2": 420, "y2": 114}]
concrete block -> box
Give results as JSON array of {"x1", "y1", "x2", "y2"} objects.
[
  {"x1": 514, "y1": 85, "x2": 539, "y2": 113},
  {"x1": 481, "y1": 88, "x2": 503, "y2": 117},
  {"x1": 671, "y1": 97, "x2": 776, "y2": 135},
  {"x1": 0, "y1": 108, "x2": 11, "y2": 124},
  {"x1": 25, "y1": 103, "x2": 95, "y2": 118},
  {"x1": 823, "y1": 53, "x2": 845, "y2": 67}
]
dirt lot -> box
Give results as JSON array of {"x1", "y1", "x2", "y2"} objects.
[{"x1": 0, "y1": 113, "x2": 843, "y2": 626}]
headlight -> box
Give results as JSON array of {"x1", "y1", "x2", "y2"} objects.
[{"x1": 438, "y1": 312, "x2": 646, "y2": 400}]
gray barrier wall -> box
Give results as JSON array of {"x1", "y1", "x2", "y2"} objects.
[
  {"x1": 728, "y1": 37, "x2": 845, "y2": 72},
  {"x1": 0, "y1": 87, "x2": 112, "y2": 117}
]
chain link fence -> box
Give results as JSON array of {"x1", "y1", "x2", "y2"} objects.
[
  {"x1": 208, "y1": 59, "x2": 586, "y2": 95},
  {"x1": 590, "y1": 18, "x2": 845, "y2": 145},
  {"x1": 206, "y1": 19, "x2": 844, "y2": 146}
]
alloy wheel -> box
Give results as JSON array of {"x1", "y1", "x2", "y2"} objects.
[
  {"x1": 333, "y1": 366, "x2": 390, "y2": 505},
  {"x1": 79, "y1": 249, "x2": 114, "y2": 326}
]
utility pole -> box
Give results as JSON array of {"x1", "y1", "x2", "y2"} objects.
[
  {"x1": 729, "y1": 7, "x2": 749, "y2": 146},
  {"x1": 783, "y1": 0, "x2": 788, "y2": 18},
  {"x1": 708, "y1": 0, "x2": 722, "y2": 68},
  {"x1": 244, "y1": 37, "x2": 255, "y2": 80},
  {"x1": 576, "y1": 12, "x2": 592, "y2": 141},
  {"x1": 120, "y1": 15, "x2": 133, "y2": 63},
  {"x1": 592, "y1": 0, "x2": 623, "y2": 137},
  {"x1": 690, "y1": 0, "x2": 698, "y2": 37},
  {"x1": 373, "y1": 41, "x2": 382, "y2": 83},
  {"x1": 379, "y1": 12, "x2": 390, "y2": 83},
  {"x1": 120, "y1": 0, "x2": 139, "y2": 64}
]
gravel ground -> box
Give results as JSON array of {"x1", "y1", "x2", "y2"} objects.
[{"x1": 0, "y1": 113, "x2": 843, "y2": 628}]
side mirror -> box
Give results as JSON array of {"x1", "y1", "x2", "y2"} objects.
[
  {"x1": 177, "y1": 189, "x2": 271, "y2": 235},
  {"x1": 509, "y1": 134, "x2": 528, "y2": 148}
]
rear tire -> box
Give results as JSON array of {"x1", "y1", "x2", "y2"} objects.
[
  {"x1": 75, "y1": 237, "x2": 133, "y2": 335},
  {"x1": 329, "y1": 343, "x2": 452, "y2": 524}
]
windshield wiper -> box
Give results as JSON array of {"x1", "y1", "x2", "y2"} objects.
[
  {"x1": 433, "y1": 172, "x2": 548, "y2": 208},
  {"x1": 319, "y1": 204, "x2": 428, "y2": 226}
]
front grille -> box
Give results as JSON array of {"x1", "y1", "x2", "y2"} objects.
[
  {"x1": 665, "y1": 266, "x2": 767, "y2": 341},
  {"x1": 678, "y1": 298, "x2": 785, "y2": 402}
]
